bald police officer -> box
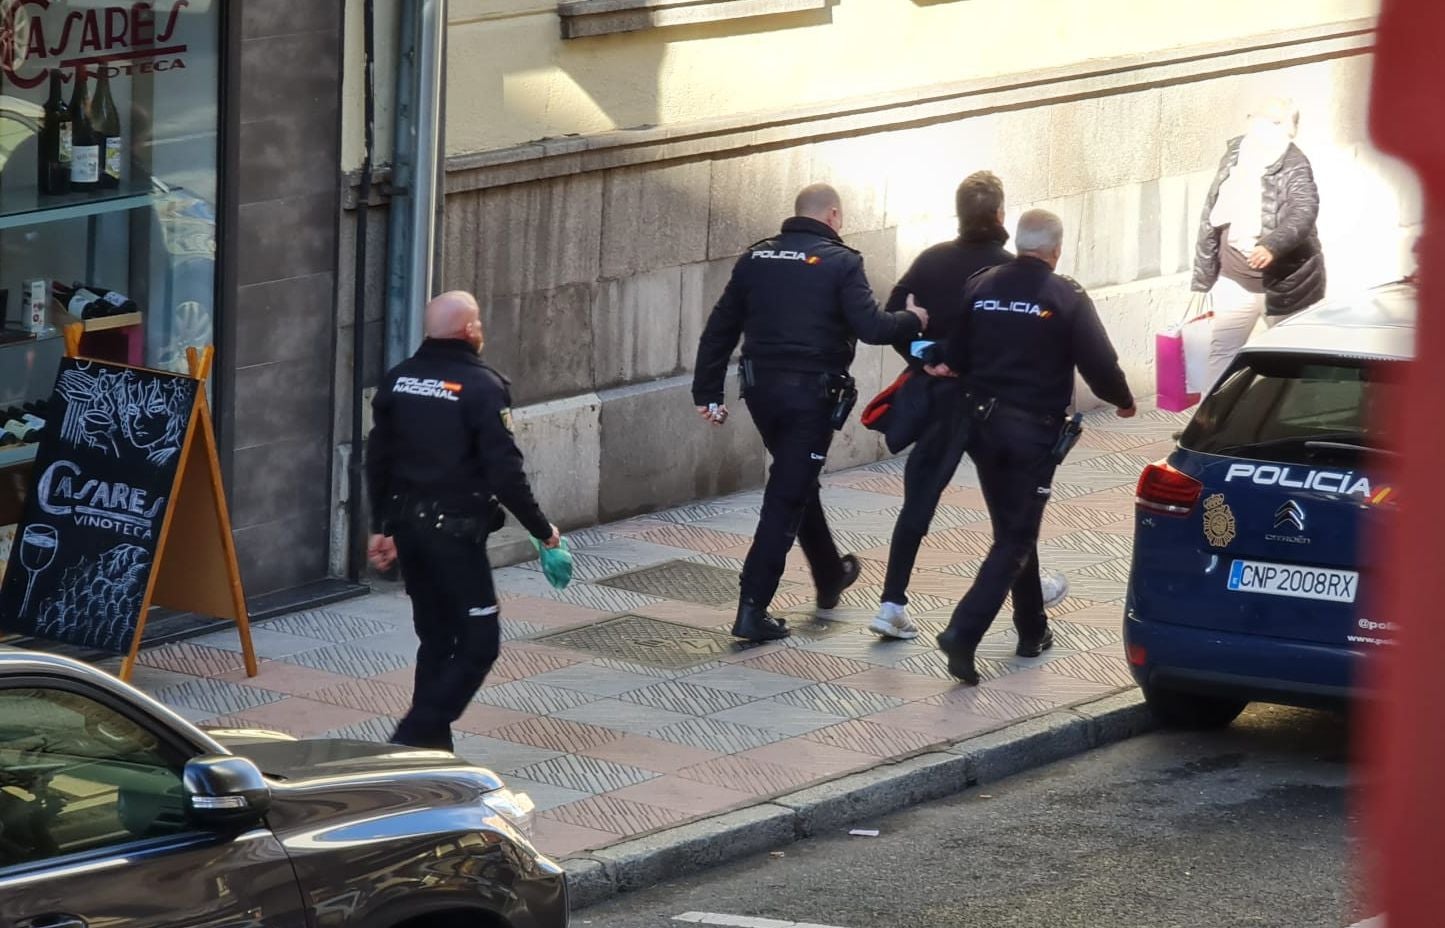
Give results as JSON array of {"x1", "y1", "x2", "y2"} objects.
[
  {"x1": 366, "y1": 291, "x2": 559, "y2": 750},
  {"x1": 693, "y1": 184, "x2": 928, "y2": 642},
  {"x1": 927, "y1": 210, "x2": 1135, "y2": 684}
]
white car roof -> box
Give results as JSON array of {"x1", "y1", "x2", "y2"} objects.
[{"x1": 1243, "y1": 282, "x2": 1416, "y2": 362}]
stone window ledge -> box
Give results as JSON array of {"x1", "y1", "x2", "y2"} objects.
[{"x1": 558, "y1": 0, "x2": 829, "y2": 39}]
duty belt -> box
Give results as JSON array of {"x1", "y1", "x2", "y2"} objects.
[{"x1": 963, "y1": 391, "x2": 1062, "y2": 430}]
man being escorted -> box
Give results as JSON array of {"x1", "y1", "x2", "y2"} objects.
[
  {"x1": 873, "y1": 171, "x2": 1069, "y2": 641},
  {"x1": 693, "y1": 183, "x2": 928, "y2": 642},
  {"x1": 366, "y1": 291, "x2": 559, "y2": 749},
  {"x1": 927, "y1": 210, "x2": 1135, "y2": 684}
]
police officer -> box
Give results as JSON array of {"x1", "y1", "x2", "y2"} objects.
[
  {"x1": 873, "y1": 172, "x2": 1069, "y2": 640},
  {"x1": 366, "y1": 291, "x2": 559, "y2": 749},
  {"x1": 927, "y1": 210, "x2": 1135, "y2": 684},
  {"x1": 693, "y1": 183, "x2": 929, "y2": 642}
]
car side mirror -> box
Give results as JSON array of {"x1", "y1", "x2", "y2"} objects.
[{"x1": 183, "y1": 755, "x2": 272, "y2": 830}]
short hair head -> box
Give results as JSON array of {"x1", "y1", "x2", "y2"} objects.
[
  {"x1": 956, "y1": 171, "x2": 1006, "y2": 239},
  {"x1": 424, "y1": 290, "x2": 484, "y2": 351},
  {"x1": 1015, "y1": 209, "x2": 1065, "y2": 266},
  {"x1": 1248, "y1": 97, "x2": 1300, "y2": 139},
  {"x1": 794, "y1": 183, "x2": 844, "y2": 231}
]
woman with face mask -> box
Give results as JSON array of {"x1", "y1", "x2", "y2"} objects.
[{"x1": 1192, "y1": 99, "x2": 1327, "y2": 388}]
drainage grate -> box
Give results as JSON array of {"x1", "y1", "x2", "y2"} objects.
[
  {"x1": 535, "y1": 614, "x2": 740, "y2": 670},
  {"x1": 597, "y1": 559, "x2": 789, "y2": 607}
]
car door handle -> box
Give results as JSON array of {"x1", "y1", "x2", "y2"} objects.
[{"x1": 17, "y1": 915, "x2": 89, "y2": 928}]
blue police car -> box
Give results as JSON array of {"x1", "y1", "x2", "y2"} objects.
[{"x1": 1125, "y1": 282, "x2": 1413, "y2": 728}]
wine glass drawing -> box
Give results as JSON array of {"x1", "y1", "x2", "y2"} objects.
[{"x1": 18, "y1": 524, "x2": 59, "y2": 617}]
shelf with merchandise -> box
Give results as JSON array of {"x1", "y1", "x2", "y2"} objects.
[{"x1": 0, "y1": 173, "x2": 155, "y2": 233}]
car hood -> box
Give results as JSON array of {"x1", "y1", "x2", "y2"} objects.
[{"x1": 208, "y1": 729, "x2": 504, "y2": 789}]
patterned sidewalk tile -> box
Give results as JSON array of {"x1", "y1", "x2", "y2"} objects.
[
  {"x1": 802, "y1": 718, "x2": 945, "y2": 757},
  {"x1": 576, "y1": 734, "x2": 723, "y2": 774},
  {"x1": 608, "y1": 775, "x2": 754, "y2": 817},
  {"x1": 142, "y1": 411, "x2": 1181, "y2": 859}
]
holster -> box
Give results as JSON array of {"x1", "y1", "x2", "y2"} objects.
[
  {"x1": 1049, "y1": 413, "x2": 1085, "y2": 464},
  {"x1": 827, "y1": 373, "x2": 858, "y2": 431}
]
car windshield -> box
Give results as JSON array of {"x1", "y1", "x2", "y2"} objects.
[{"x1": 1179, "y1": 351, "x2": 1403, "y2": 468}]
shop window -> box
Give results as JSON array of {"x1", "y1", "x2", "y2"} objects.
[
  {"x1": 0, "y1": 0, "x2": 220, "y2": 583},
  {"x1": 558, "y1": 0, "x2": 829, "y2": 39}
]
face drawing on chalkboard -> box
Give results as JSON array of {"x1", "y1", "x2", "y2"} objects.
[
  {"x1": 54, "y1": 365, "x2": 190, "y2": 463},
  {"x1": 120, "y1": 380, "x2": 189, "y2": 464}
]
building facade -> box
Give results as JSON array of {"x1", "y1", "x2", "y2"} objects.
[
  {"x1": 339, "y1": 0, "x2": 1415, "y2": 564},
  {"x1": 0, "y1": 0, "x2": 349, "y2": 624},
  {"x1": 7, "y1": 1, "x2": 1413, "y2": 630}
]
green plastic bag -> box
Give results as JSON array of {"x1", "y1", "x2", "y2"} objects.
[{"x1": 530, "y1": 536, "x2": 573, "y2": 590}]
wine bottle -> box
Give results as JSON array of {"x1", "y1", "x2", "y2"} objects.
[
  {"x1": 2, "y1": 419, "x2": 41, "y2": 443},
  {"x1": 68, "y1": 69, "x2": 100, "y2": 192},
  {"x1": 89, "y1": 69, "x2": 122, "y2": 189},
  {"x1": 39, "y1": 70, "x2": 71, "y2": 195},
  {"x1": 56, "y1": 282, "x2": 140, "y2": 319}
]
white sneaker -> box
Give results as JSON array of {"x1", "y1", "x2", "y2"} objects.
[
  {"x1": 870, "y1": 602, "x2": 919, "y2": 640},
  {"x1": 1040, "y1": 570, "x2": 1069, "y2": 610}
]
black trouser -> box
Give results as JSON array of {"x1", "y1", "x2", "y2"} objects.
[
  {"x1": 943, "y1": 410, "x2": 1059, "y2": 651},
  {"x1": 882, "y1": 387, "x2": 1046, "y2": 611},
  {"x1": 739, "y1": 371, "x2": 845, "y2": 609},
  {"x1": 391, "y1": 515, "x2": 500, "y2": 751}
]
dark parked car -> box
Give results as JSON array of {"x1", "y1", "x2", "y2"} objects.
[
  {"x1": 1126, "y1": 282, "x2": 1411, "y2": 727},
  {"x1": 0, "y1": 650, "x2": 567, "y2": 928}
]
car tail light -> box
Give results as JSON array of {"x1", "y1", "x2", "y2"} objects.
[
  {"x1": 1136, "y1": 462, "x2": 1203, "y2": 516},
  {"x1": 1127, "y1": 643, "x2": 1148, "y2": 667}
]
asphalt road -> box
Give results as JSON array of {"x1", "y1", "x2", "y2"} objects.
[{"x1": 575, "y1": 705, "x2": 1366, "y2": 928}]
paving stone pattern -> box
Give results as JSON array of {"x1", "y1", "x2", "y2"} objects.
[{"x1": 116, "y1": 403, "x2": 1184, "y2": 860}]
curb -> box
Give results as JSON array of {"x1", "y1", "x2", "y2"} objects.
[{"x1": 559, "y1": 688, "x2": 1156, "y2": 910}]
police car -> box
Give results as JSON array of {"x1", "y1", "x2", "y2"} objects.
[{"x1": 1125, "y1": 282, "x2": 1412, "y2": 728}]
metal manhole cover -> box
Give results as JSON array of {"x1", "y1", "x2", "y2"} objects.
[
  {"x1": 596, "y1": 559, "x2": 798, "y2": 607},
  {"x1": 535, "y1": 614, "x2": 739, "y2": 670}
]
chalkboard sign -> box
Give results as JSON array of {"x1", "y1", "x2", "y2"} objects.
[
  {"x1": 0, "y1": 358, "x2": 195, "y2": 652},
  {"x1": 0, "y1": 347, "x2": 256, "y2": 678}
]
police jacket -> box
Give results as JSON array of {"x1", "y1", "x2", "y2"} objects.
[
  {"x1": 691, "y1": 216, "x2": 923, "y2": 406},
  {"x1": 365, "y1": 338, "x2": 551, "y2": 539},
  {"x1": 1193, "y1": 139, "x2": 1326, "y2": 316},
  {"x1": 939, "y1": 256, "x2": 1134, "y2": 418},
  {"x1": 885, "y1": 224, "x2": 1013, "y2": 367}
]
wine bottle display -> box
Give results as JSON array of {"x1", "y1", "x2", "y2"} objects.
[
  {"x1": 68, "y1": 69, "x2": 100, "y2": 191},
  {"x1": 39, "y1": 70, "x2": 71, "y2": 194},
  {"x1": 57, "y1": 283, "x2": 139, "y2": 320},
  {"x1": 89, "y1": 69, "x2": 122, "y2": 188}
]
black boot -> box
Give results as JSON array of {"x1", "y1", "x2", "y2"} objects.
[
  {"x1": 1016, "y1": 626, "x2": 1055, "y2": 658},
  {"x1": 732, "y1": 600, "x2": 791, "y2": 642},
  {"x1": 936, "y1": 628, "x2": 980, "y2": 686},
  {"x1": 817, "y1": 554, "x2": 861, "y2": 610}
]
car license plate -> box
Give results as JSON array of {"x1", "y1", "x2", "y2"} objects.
[{"x1": 1227, "y1": 560, "x2": 1359, "y2": 603}]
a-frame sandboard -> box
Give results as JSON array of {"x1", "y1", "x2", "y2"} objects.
[{"x1": 119, "y1": 346, "x2": 257, "y2": 682}]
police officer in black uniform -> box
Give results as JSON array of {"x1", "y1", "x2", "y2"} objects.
[
  {"x1": 693, "y1": 183, "x2": 929, "y2": 642},
  {"x1": 366, "y1": 291, "x2": 559, "y2": 749},
  {"x1": 927, "y1": 210, "x2": 1135, "y2": 684}
]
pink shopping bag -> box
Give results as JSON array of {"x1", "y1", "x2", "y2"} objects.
[{"x1": 1155, "y1": 328, "x2": 1198, "y2": 412}]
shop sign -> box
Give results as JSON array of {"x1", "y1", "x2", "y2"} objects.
[{"x1": 0, "y1": 0, "x2": 193, "y2": 89}]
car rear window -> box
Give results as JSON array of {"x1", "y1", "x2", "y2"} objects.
[{"x1": 1179, "y1": 351, "x2": 1402, "y2": 467}]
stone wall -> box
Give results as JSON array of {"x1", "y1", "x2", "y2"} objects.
[
  {"x1": 340, "y1": 23, "x2": 1420, "y2": 566},
  {"x1": 223, "y1": 2, "x2": 347, "y2": 596}
]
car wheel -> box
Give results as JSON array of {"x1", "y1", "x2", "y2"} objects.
[{"x1": 1143, "y1": 686, "x2": 1247, "y2": 730}]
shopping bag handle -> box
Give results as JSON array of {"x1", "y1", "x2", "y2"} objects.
[{"x1": 1179, "y1": 290, "x2": 1213, "y2": 325}]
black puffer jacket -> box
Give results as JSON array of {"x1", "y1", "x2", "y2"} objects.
[{"x1": 1192, "y1": 139, "x2": 1326, "y2": 316}]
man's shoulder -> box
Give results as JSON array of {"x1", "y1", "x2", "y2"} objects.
[
  {"x1": 1053, "y1": 273, "x2": 1087, "y2": 293},
  {"x1": 473, "y1": 361, "x2": 511, "y2": 392},
  {"x1": 1046, "y1": 272, "x2": 1093, "y2": 310}
]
